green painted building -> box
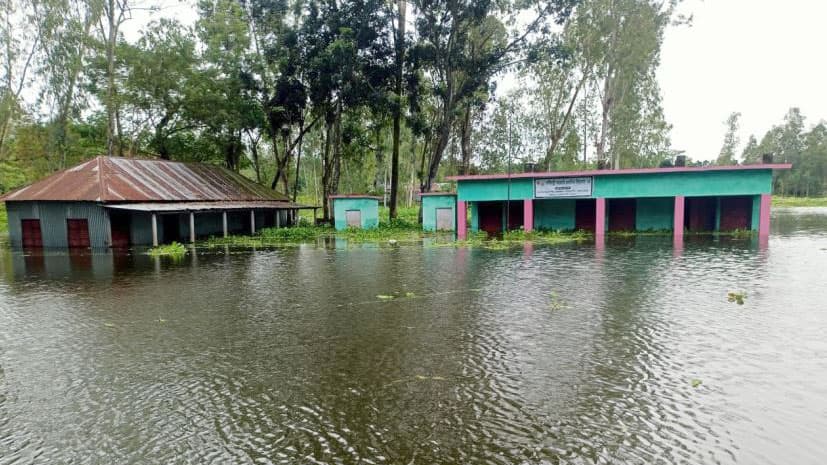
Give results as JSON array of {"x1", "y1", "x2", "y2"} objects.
[
  {"x1": 445, "y1": 164, "x2": 791, "y2": 242},
  {"x1": 331, "y1": 195, "x2": 381, "y2": 230},
  {"x1": 421, "y1": 193, "x2": 457, "y2": 232}
]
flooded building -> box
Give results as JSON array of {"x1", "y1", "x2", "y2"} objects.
[
  {"x1": 446, "y1": 164, "x2": 791, "y2": 241},
  {"x1": 330, "y1": 195, "x2": 381, "y2": 230},
  {"x1": 2, "y1": 156, "x2": 312, "y2": 248},
  {"x1": 420, "y1": 193, "x2": 457, "y2": 232}
]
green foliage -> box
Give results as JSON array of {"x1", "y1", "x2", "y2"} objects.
[
  {"x1": 717, "y1": 112, "x2": 741, "y2": 165},
  {"x1": 773, "y1": 196, "x2": 827, "y2": 207},
  {"x1": 148, "y1": 242, "x2": 188, "y2": 258},
  {"x1": 0, "y1": 203, "x2": 7, "y2": 233}
]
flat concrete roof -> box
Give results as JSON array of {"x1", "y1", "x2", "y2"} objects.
[{"x1": 447, "y1": 164, "x2": 792, "y2": 182}]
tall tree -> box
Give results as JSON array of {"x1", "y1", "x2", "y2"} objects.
[
  {"x1": 716, "y1": 111, "x2": 741, "y2": 165},
  {"x1": 409, "y1": 0, "x2": 575, "y2": 192},
  {"x1": 388, "y1": 0, "x2": 405, "y2": 218}
]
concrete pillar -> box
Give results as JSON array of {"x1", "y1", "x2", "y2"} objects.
[
  {"x1": 189, "y1": 212, "x2": 196, "y2": 243},
  {"x1": 276, "y1": 210, "x2": 281, "y2": 228},
  {"x1": 222, "y1": 211, "x2": 228, "y2": 238},
  {"x1": 250, "y1": 210, "x2": 256, "y2": 235},
  {"x1": 457, "y1": 200, "x2": 467, "y2": 240},
  {"x1": 523, "y1": 199, "x2": 534, "y2": 232},
  {"x1": 673, "y1": 195, "x2": 685, "y2": 241},
  {"x1": 759, "y1": 193, "x2": 771, "y2": 237},
  {"x1": 151, "y1": 213, "x2": 158, "y2": 247},
  {"x1": 595, "y1": 198, "x2": 606, "y2": 242}
]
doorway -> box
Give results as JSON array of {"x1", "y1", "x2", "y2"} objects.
[
  {"x1": 21, "y1": 219, "x2": 43, "y2": 248},
  {"x1": 110, "y1": 211, "x2": 131, "y2": 248},
  {"x1": 66, "y1": 219, "x2": 91, "y2": 248},
  {"x1": 574, "y1": 199, "x2": 596, "y2": 232},
  {"x1": 608, "y1": 198, "x2": 637, "y2": 231},
  {"x1": 477, "y1": 202, "x2": 502, "y2": 235}
]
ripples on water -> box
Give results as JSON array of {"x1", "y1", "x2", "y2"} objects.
[{"x1": 1, "y1": 208, "x2": 827, "y2": 464}]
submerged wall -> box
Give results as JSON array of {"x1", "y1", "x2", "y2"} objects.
[{"x1": 5, "y1": 201, "x2": 111, "y2": 248}]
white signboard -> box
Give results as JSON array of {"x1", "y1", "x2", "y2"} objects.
[{"x1": 535, "y1": 177, "x2": 593, "y2": 198}]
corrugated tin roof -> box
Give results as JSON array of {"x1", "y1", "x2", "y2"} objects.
[
  {"x1": 1, "y1": 156, "x2": 288, "y2": 203},
  {"x1": 104, "y1": 201, "x2": 315, "y2": 212}
]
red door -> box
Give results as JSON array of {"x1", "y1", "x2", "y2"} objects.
[
  {"x1": 66, "y1": 219, "x2": 91, "y2": 248},
  {"x1": 21, "y1": 219, "x2": 43, "y2": 248},
  {"x1": 575, "y1": 200, "x2": 596, "y2": 232},
  {"x1": 685, "y1": 197, "x2": 716, "y2": 232},
  {"x1": 719, "y1": 196, "x2": 752, "y2": 231},
  {"x1": 608, "y1": 198, "x2": 637, "y2": 231}
]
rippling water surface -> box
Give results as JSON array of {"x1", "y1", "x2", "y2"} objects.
[{"x1": 1, "y1": 208, "x2": 827, "y2": 465}]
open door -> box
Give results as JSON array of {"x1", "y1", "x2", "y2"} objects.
[
  {"x1": 110, "y1": 211, "x2": 131, "y2": 248},
  {"x1": 477, "y1": 202, "x2": 503, "y2": 235},
  {"x1": 575, "y1": 199, "x2": 596, "y2": 232}
]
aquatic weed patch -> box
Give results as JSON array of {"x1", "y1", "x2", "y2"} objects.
[{"x1": 148, "y1": 241, "x2": 188, "y2": 258}]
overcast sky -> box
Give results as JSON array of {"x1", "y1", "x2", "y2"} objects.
[
  {"x1": 659, "y1": 0, "x2": 827, "y2": 160},
  {"x1": 127, "y1": 0, "x2": 827, "y2": 162}
]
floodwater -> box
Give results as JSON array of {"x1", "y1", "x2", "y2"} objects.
[{"x1": 1, "y1": 209, "x2": 826, "y2": 465}]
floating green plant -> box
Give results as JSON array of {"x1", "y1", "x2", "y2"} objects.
[
  {"x1": 148, "y1": 241, "x2": 188, "y2": 258},
  {"x1": 549, "y1": 291, "x2": 569, "y2": 311},
  {"x1": 376, "y1": 294, "x2": 395, "y2": 300},
  {"x1": 727, "y1": 291, "x2": 747, "y2": 305},
  {"x1": 691, "y1": 379, "x2": 703, "y2": 388}
]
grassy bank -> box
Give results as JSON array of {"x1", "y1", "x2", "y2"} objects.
[{"x1": 773, "y1": 196, "x2": 827, "y2": 207}]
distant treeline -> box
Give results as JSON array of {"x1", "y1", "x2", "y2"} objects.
[{"x1": 715, "y1": 109, "x2": 827, "y2": 197}]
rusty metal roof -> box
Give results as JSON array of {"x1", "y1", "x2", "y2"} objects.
[
  {"x1": 2, "y1": 156, "x2": 288, "y2": 203},
  {"x1": 103, "y1": 201, "x2": 315, "y2": 212}
]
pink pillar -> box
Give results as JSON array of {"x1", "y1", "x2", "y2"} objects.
[
  {"x1": 595, "y1": 198, "x2": 606, "y2": 242},
  {"x1": 457, "y1": 200, "x2": 467, "y2": 241},
  {"x1": 673, "y1": 195, "x2": 685, "y2": 241},
  {"x1": 759, "y1": 193, "x2": 771, "y2": 237},
  {"x1": 523, "y1": 199, "x2": 534, "y2": 232}
]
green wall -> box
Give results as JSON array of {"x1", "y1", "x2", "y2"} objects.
[
  {"x1": 333, "y1": 198, "x2": 379, "y2": 230},
  {"x1": 457, "y1": 178, "x2": 534, "y2": 201},
  {"x1": 469, "y1": 202, "x2": 478, "y2": 232},
  {"x1": 421, "y1": 195, "x2": 456, "y2": 231},
  {"x1": 751, "y1": 195, "x2": 761, "y2": 230},
  {"x1": 635, "y1": 198, "x2": 674, "y2": 230},
  {"x1": 534, "y1": 199, "x2": 576, "y2": 231},
  {"x1": 593, "y1": 170, "x2": 772, "y2": 198}
]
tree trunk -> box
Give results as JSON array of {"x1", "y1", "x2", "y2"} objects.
[
  {"x1": 596, "y1": 74, "x2": 611, "y2": 168},
  {"x1": 423, "y1": 112, "x2": 452, "y2": 193},
  {"x1": 292, "y1": 127, "x2": 305, "y2": 202},
  {"x1": 373, "y1": 126, "x2": 383, "y2": 192},
  {"x1": 105, "y1": 0, "x2": 117, "y2": 157},
  {"x1": 389, "y1": 0, "x2": 406, "y2": 219},
  {"x1": 321, "y1": 118, "x2": 334, "y2": 221},
  {"x1": 459, "y1": 105, "x2": 472, "y2": 175}
]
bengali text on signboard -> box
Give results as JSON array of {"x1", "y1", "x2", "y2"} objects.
[{"x1": 534, "y1": 177, "x2": 593, "y2": 198}]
